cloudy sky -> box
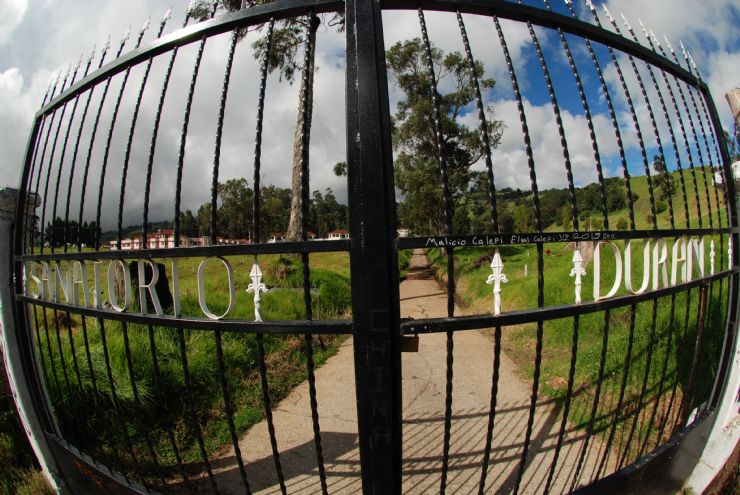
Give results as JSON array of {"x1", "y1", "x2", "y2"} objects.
[{"x1": 0, "y1": 0, "x2": 738, "y2": 231}]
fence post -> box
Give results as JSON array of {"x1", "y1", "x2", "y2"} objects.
[
  {"x1": 0, "y1": 187, "x2": 62, "y2": 492},
  {"x1": 345, "y1": 0, "x2": 403, "y2": 493}
]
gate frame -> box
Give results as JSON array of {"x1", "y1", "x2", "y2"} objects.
[
  {"x1": 2, "y1": 0, "x2": 739, "y2": 493},
  {"x1": 346, "y1": 0, "x2": 404, "y2": 492}
]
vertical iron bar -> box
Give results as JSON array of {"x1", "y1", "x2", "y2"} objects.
[
  {"x1": 144, "y1": 11, "x2": 190, "y2": 245},
  {"x1": 177, "y1": 328, "x2": 218, "y2": 491},
  {"x1": 97, "y1": 318, "x2": 142, "y2": 487},
  {"x1": 39, "y1": 307, "x2": 62, "y2": 400},
  {"x1": 588, "y1": 6, "x2": 657, "y2": 229},
  {"x1": 30, "y1": 305, "x2": 53, "y2": 397},
  {"x1": 543, "y1": 316, "x2": 579, "y2": 494},
  {"x1": 455, "y1": 13, "x2": 504, "y2": 492},
  {"x1": 63, "y1": 311, "x2": 84, "y2": 394},
  {"x1": 174, "y1": 4, "x2": 216, "y2": 247},
  {"x1": 40, "y1": 67, "x2": 74, "y2": 254},
  {"x1": 22, "y1": 126, "x2": 45, "y2": 250},
  {"x1": 96, "y1": 20, "x2": 150, "y2": 249},
  {"x1": 693, "y1": 86, "x2": 729, "y2": 226},
  {"x1": 118, "y1": 14, "x2": 170, "y2": 250},
  {"x1": 492, "y1": 14, "x2": 545, "y2": 495},
  {"x1": 79, "y1": 316, "x2": 98, "y2": 395},
  {"x1": 568, "y1": 309, "x2": 610, "y2": 493},
  {"x1": 478, "y1": 324, "x2": 501, "y2": 494},
  {"x1": 638, "y1": 296, "x2": 678, "y2": 458},
  {"x1": 686, "y1": 84, "x2": 723, "y2": 227},
  {"x1": 696, "y1": 58, "x2": 739, "y2": 413},
  {"x1": 346, "y1": 0, "x2": 403, "y2": 490},
  {"x1": 50, "y1": 60, "x2": 84, "y2": 254},
  {"x1": 210, "y1": 29, "x2": 240, "y2": 246},
  {"x1": 677, "y1": 58, "x2": 719, "y2": 225},
  {"x1": 659, "y1": 289, "x2": 692, "y2": 441},
  {"x1": 416, "y1": 9, "x2": 455, "y2": 493},
  {"x1": 21, "y1": 76, "x2": 55, "y2": 250},
  {"x1": 296, "y1": 13, "x2": 328, "y2": 494},
  {"x1": 564, "y1": 1, "x2": 635, "y2": 229},
  {"x1": 521, "y1": 1, "x2": 579, "y2": 231},
  {"x1": 597, "y1": 305, "x2": 637, "y2": 478},
  {"x1": 617, "y1": 300, "x2": 658, "y2": 469},
  {"x1": 543, "y1": 0, "x2": 606, "y2": 227},
  {"x1": 631, "y1": 26, "x2": 690, "y2": 228},
  {"x1": 51, "y1": 310, "x2": 71, "y2": 394},
  {"x1": 32, "y1": 72, "x2": 67, "y2": 252},
  {"x1": 214, "y1": 330, "x2": 252, "y2": 494},
  {"x1": 146, "y1": 324, "x2": 192, "y2": 492},
  {"x1": 256, "y1": 335, "x2": 286, "y2": 493},
  {"x1": 455, "y1": 10, "x2": 499, "y2": 231},
  {"x1": 606, "y1": 14, "x2": 675, "y2": 229},
  {"x1": 678, "y1": 285, "x2": 709, "y2": 423},
  {"x1": 77, "y1": 32, "x2": 130, "y2": 249},
  {"x1": 64, "y1": 45, "x2": 107, "y2": 253},
  {"x1": 251, "y1": 17, "x2": 287, "y2": 494},
  {"x1": 120, "y1": 322, "x2": 166, "y2": 487},
  {"x1": 654, "y1": 40, "x2": 708, "y2": 229}
]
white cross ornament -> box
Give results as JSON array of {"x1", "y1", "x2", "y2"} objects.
[
  {"x1": 486, "y1": 250, "x2": 508, "y2": 315},
  {"x1": 246, "y1": 263, "x2": 269, "y2": 322},
  {"x1": 570, "y1": 248, "x2": 587, "y2": 304}
]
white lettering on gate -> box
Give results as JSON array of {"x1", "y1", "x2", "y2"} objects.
[
  {"x1": 107, "y1": 260, "x2": 132, "y2": 312},
  {"x1": 138, "y1": 260, "x2": 163, "y2": 316},
  {"x1": 197, "y1": 257, "x2": 236, "y2": 320},
  {"x1": 593, "y1": 241, "x2": 623, "y2": 301}
]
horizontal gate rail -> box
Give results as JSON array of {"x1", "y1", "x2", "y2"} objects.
[
  {"x1": 15, "y1": 297, "x2": 353, "y2": 335},
  {"x1": 33, "y1": 0, "x2": 344, "y2": 119},
  {"x1": 401, "y1": 268, "x2": 738, "y2": 335},
  {"x1": 381, "y1": 0, "x2": 705, "y2": 90},
  {"x1": 17, "y1": 239, "x2": 350, "y2": 262}
]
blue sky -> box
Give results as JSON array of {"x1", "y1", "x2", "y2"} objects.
[{"x1": 0, "y1": 0, "x2": 737, "y2": 228}]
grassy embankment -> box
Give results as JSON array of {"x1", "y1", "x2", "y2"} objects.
[
  {"x1": 426, "y1": 169, "x2": 730, "y2": 461},
  {"x1": 0, "y1": 363, "x2": 54, "y2": 495},
  {"x1": 30, "y1": 251, "x2": 351, "y2": 486}
]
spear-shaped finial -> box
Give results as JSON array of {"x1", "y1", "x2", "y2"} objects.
[
  {"x1": 620, "y1": 12, "x2": 632, "y2": 31},
  {"x1": 486, "y1": 250, "x2": 508, "y2": 315},
  {"x1": 97, "y1": 36, "x2": 110, "y2": 68},
  {"x1": 570, "y1": 248, "x2": 587, "y2": 303},
  {"x1": 157, "y1": 8, "x2": 172, "y2": 37},
  {"x1": 729, "y1": 238, "x2": 733, "y2": 267},
  {"x1": 603, "y1": 5, "x2": 615, "y2": 24},
  {"x1": 135, "y1": 17, "x2": 151, "y2": 47},
  {"x1": 246, "y1": 263, "x2": 269, "y2": 322},
  {"x1": 709, "y1": 240, "x2": 716, "y2": 275},
  {"x1": 679, "y1": 40, "x2": 688, "y2": 60},
  {"x1": 687, "y1": 50, "x2": 699, "y2": 74},
  {"x1": 651, "y1": 31, "x2": 662, "y2": 49},
  {"x1": 664, "y1": 36, "x2": 676, "y2": 56}
]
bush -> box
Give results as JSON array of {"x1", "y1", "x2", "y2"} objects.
[
  {"x1": 398, "y1": 249, "x2": 411, "y2": 273},
  {"x1": 616, "y1": 218, "x2": 629, "y2": 230},
  {"x1": 655, "y1": 200, "x2": 667, "y2": 214},
  {"x1": 319, "y1": 276, "x2": 352, "y2": 317}
]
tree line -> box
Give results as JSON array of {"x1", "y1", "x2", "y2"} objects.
[{"x1": 178, "y1": 178, "x2": 348, "y2": 241}]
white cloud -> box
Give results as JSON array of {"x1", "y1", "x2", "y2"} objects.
[
  {"x1": 0, "y1": 1, "x2": 737, "y2": 231},
  {"x1": 0, "y1": 0, "x2": 27, "y2": 45}
]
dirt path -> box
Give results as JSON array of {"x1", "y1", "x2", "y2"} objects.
[{"x1": 204, "y1": 250, "x2": 610, "y2": 494}]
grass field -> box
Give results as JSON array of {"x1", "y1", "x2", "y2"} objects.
[
  {"x1": 30, "y1": 251, "x2": 352, "y2": 485},
  {"x1": 426, "y1": 170, "x2": 731, "y2": 465}
]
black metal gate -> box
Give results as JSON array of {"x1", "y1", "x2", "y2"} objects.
[{"x1": 8, "y1": 0, "x2": 738, "y2": 493}]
